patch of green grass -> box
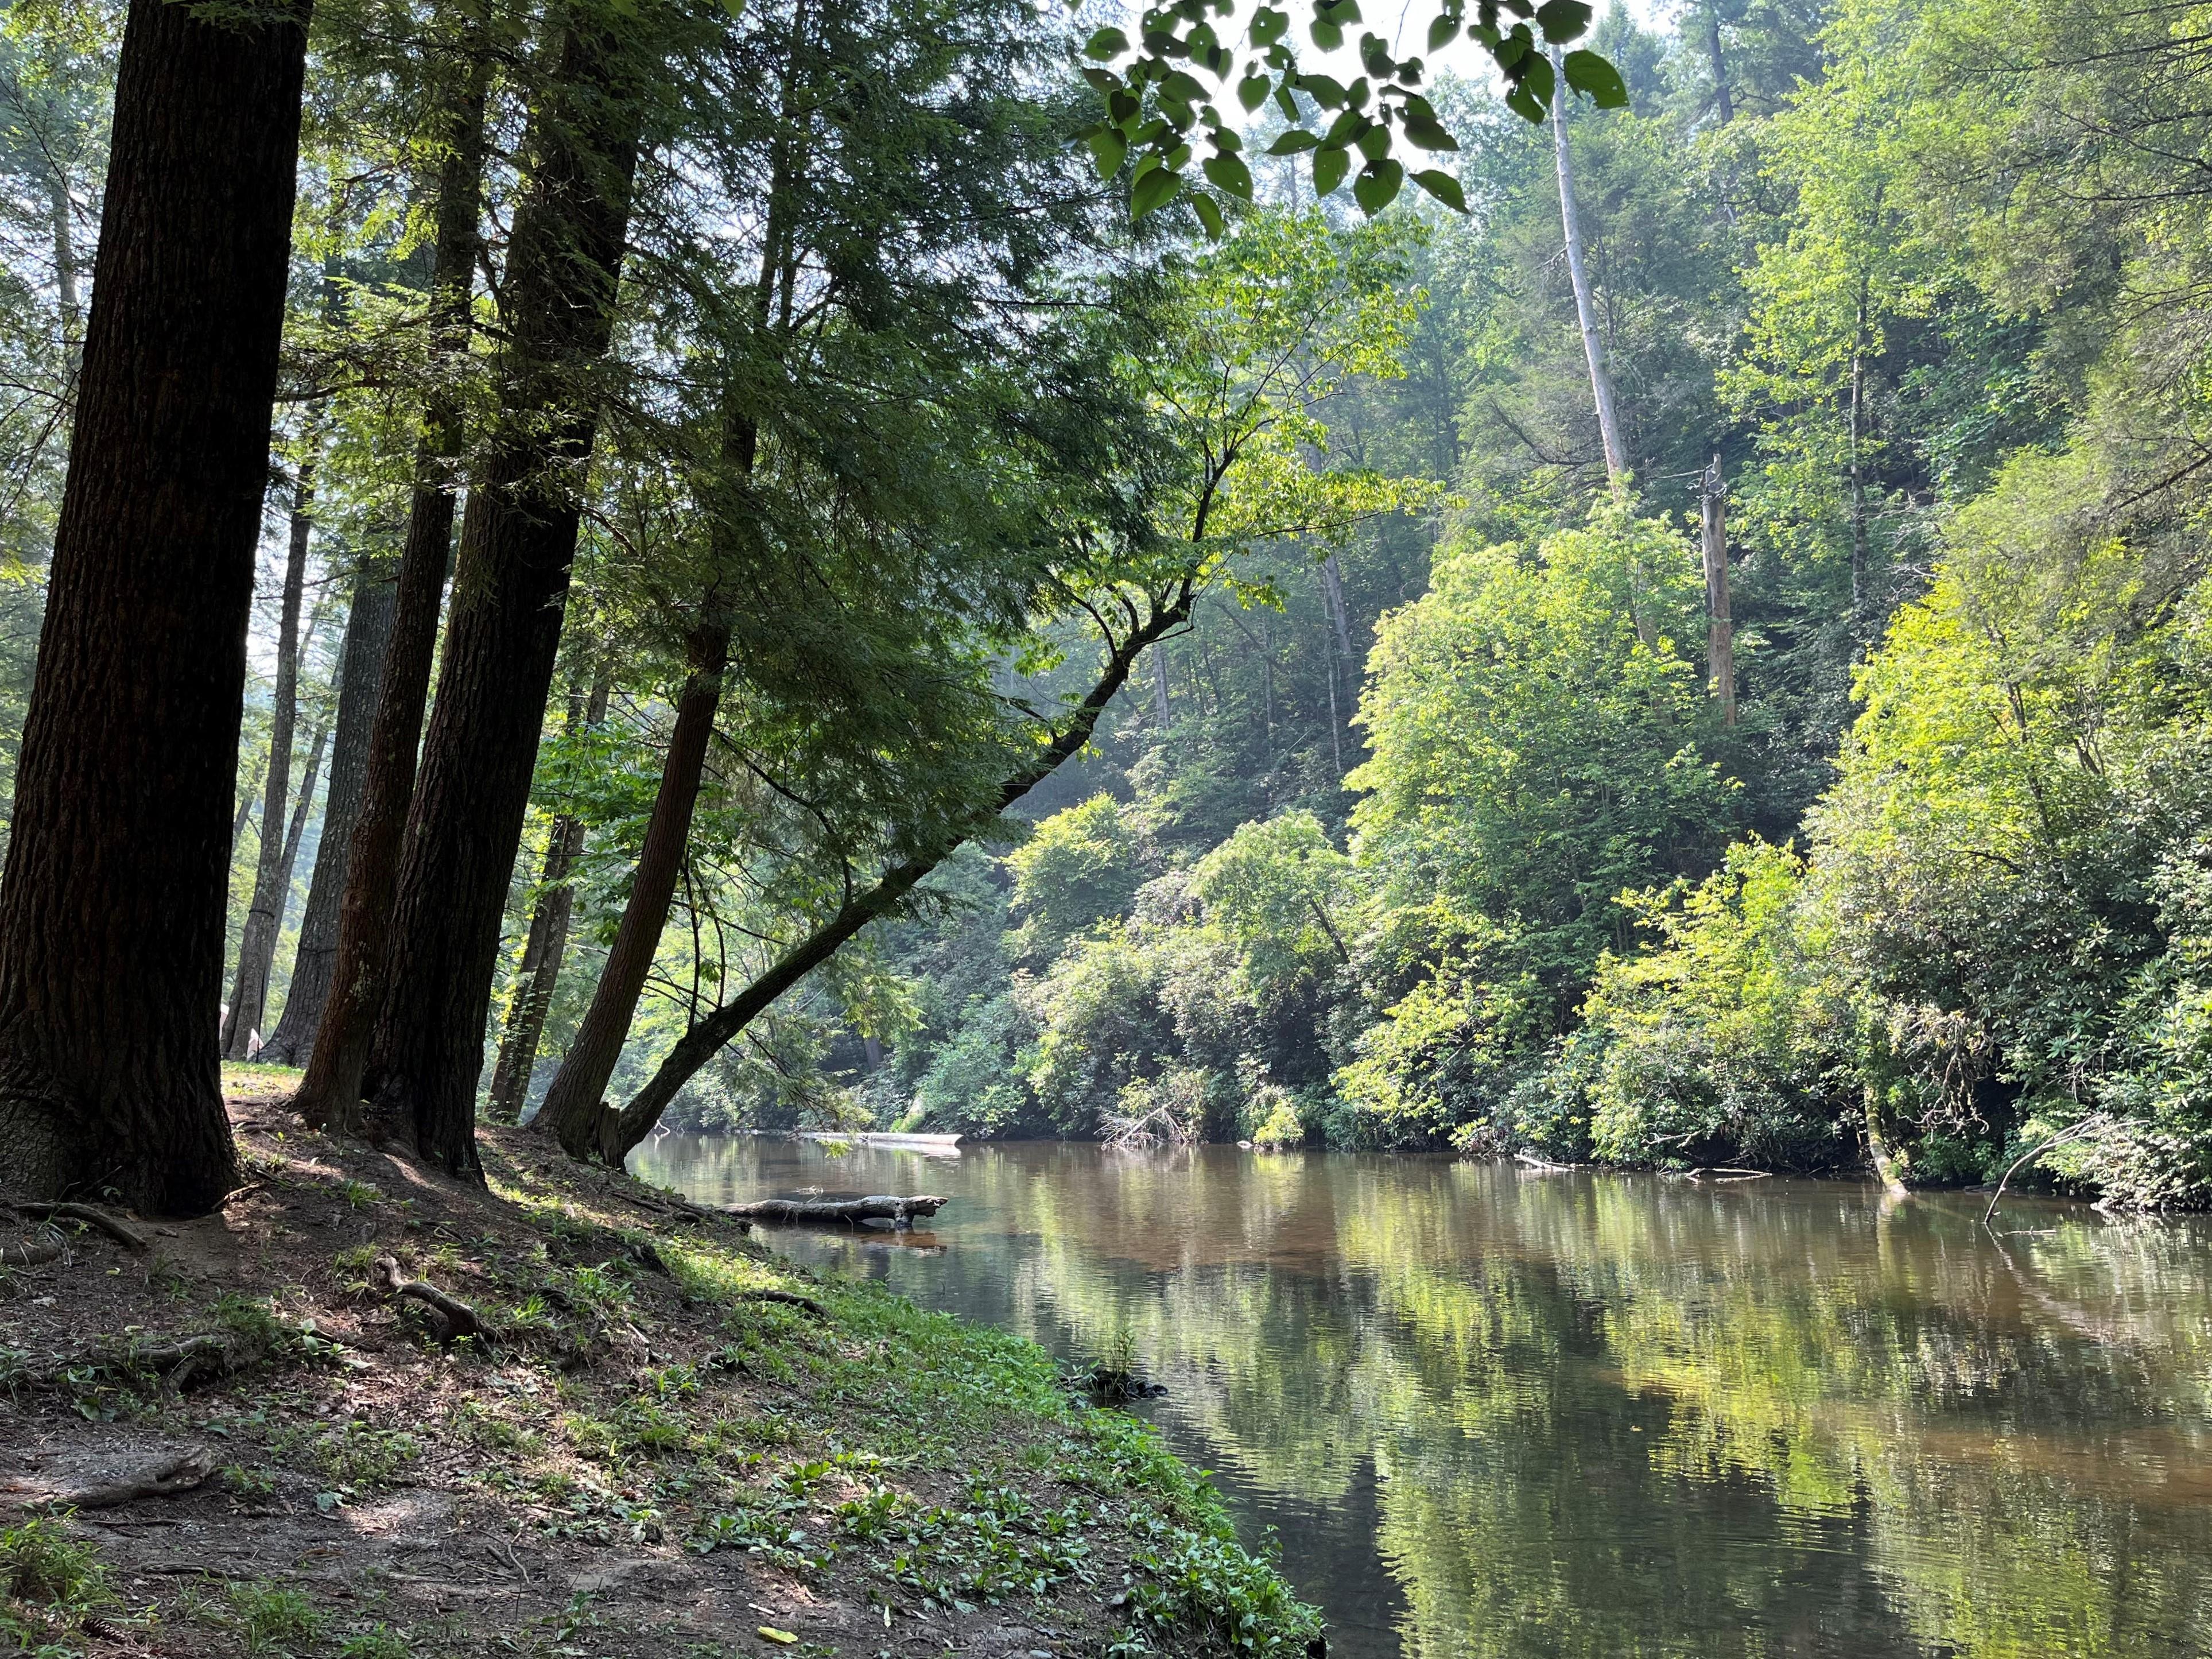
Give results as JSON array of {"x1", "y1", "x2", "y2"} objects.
[
  {"x1": 0, "y1": 1515, "x2": 108, "y2": 1611},
  {"x1": 224, "y1": 1580, "x2": 323, "y2": 1656},
  {"x1": 337, "y1": 1622, "x2": 413, "y2": 1658}
]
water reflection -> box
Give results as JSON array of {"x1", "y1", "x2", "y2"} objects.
[{"x1": 630, "y1": 1136, "x2": 2212, "y2": 1659}]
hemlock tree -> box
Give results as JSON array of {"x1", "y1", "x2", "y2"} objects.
[{"x1": 0, "y1": 0, "x2": 310, "y2": 1214}]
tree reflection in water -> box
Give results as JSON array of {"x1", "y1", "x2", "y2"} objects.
[{"x1": 632, "y1": 1136, "x2": 2212, "y2": 1659}]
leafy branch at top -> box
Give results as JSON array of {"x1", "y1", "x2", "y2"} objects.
[{"x1": 1074, "y1": 0, "x2": 1628, "y2": 231}]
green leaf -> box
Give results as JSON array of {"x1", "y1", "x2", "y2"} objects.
[
  {"x1": 1534, "y1": 0, "x2": 1592, "y2": 42},
  {"x1": 1239, "y1": 72, "x2": 1272, "y2": 110},
  {"x1": 1518, "y1": 49, "x2": 1556, "y2": 109},
  {"x1": 1191, "y1": 192, "x2": 1226, "y2": 239},
  {"x1": 1162, "y1": 70, "x2": 1207, "y2": 104},
  {"x1": 1250, "y1": 6, "x2": 1289, "y2": 47},
  {"x1": 1297, "y1": 73, "x2": 1348, "y2": 108},
  {"x1": 1357, "y1": 123, "x2": 1390, "y2": 160},
  {"x1": 1360, "y1": 33, "x2": 1395, "y2": 78},
  {"x1": 1080, "y1": 67, "x2": 1116, "y2": 92},
  {"x1": 1203, "y1": 152, "x2": 1254, "y2": 199},
  {"x1": 719, "y1": 0, "x2": 745, "y2": 16},
  {"x1": 1084, "y1": 26, "x2": 1129, "y2": 59},
  {"x1": 1274, "y1": 85, "x2": 1299, "y2": 120},
  {"x1": 1310, "y1": 18, "x2": 1342, "y2": 49},
  {"x1": 1352, "y1": 157, "x2": 1403, "y2": 214},
  {"x1": 1312, "y1": 145, "x2": 1352, "y2": 197},
  {"x1": 1427, "y1": 13, "x2": 1460, "y2": 50},
  {"x1": 1402, "y1": 115, "x2": 1459, "y2": 152},
  {"x1": 1562, "y1": 48, "x2": 1629, "y2": 107},
  {"x1": 1085, "y1": 127, "x2": 1128, "y2": 179},
  {"x1": 1266, "y1": 129, "x2": 1320, "y2": 154},
  {"x1": 1411, "y1": 167, "x2": 1466, "y2": 211},
  {"x1": 1505, "y1": 82, "x2": 1544, "y2": 122},
  {"x1": 1131, "y1": 165, "x2": 1183, "y2": 219}
]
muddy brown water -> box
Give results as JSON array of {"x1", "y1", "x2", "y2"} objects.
[{"x1": 628, "y1": 1135, "x2": 2212, "y2": 1658}]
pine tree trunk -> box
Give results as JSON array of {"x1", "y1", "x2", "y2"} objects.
[
  {"x1": 224, "y1": 460, "x2": 316, "y2": 1059},
  {"x1": 0, "y1": 0, "x2": 308, "y2": 1215},
  {"x1": 537, "y1": 622, "x2": 729, "y2": 1155},
  {"x1": 263, "y1": 565, "x2": 397, "y2": 1065},
  {"x1": 484, "y1": 672, "x2": 610, "y2": 1122},
  {"x1": 1549, "y1": 47, "x2": 1628, "y2": 486},
  {"x1": 362, "y1": 15, "x2": 645, "y2": 1178},
  {"x1": 293, "y1": 41, "x2": 490, "y2": 1132},
  {"x1": 1701, "y1": 455, "x2": 1736, "y2": 727}
]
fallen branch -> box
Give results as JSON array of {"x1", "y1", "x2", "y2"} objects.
[
  {"x1": 15, "y1": 1203, "x2": 150, "y2": 1253},
  {"x1": 1, "y1": 1232, "x2": 62, "y2": 1267},
  {"x1": 735, "y1": 1289, "x2": 829, "y2": 1321},
  {"x1": 1985, "y1": 1116, "x2": 2109, "y2": 1228},
  {"x1": 1689, "y1": 1167, "x2": 1771, "y2": 1180},
  {"x1": 52, "y1": 1449, "x2": 214, "y2": 1510},
  {"x1": 719, "y1": 1195, "x2": 948, "y2": 1228},
  {"x1": 371, "y1": 1255, "x2": 488, "y2": 1345},
  {"x1": 6, "y1": 1333, "x2": 245, "y2": 1391}
]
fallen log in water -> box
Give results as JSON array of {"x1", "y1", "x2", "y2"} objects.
[{"x1": 720, "y1": 1194, "x2": 949, "y2": 1228}]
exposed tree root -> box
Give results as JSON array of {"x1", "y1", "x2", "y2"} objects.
[
  {"x1": 371, "y1": 1253, "x2": 488, "y2": 1345},
  {"x1": 735, "y1": 1289, "x2": 829, "y2": 1320},
  {"x1": 14, "y1": 1202, "x2": 151, "y2": 1253}
]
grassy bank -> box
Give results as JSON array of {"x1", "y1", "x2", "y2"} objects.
[{"x1": 0, "y1": 1067, "x2": 1321, "y2": 1658}]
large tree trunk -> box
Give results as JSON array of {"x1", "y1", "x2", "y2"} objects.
[
  {"x1": 293, "y1": 42, "x2": 490, "y2": 1132},
  {"x1": 484, "y1": 672, "x2": 610, "y2": 1122},
  {"x1": 224, "y1": 460, "x2": 316, "y2": 1059},
  {"x1": 587, "y1": 584, "x2": 1194, "y2": 1167},
  {"x1": 0, "y1": 0, "x2": 308, "y2": 1215},
  {"x1": 263, "y1": 565, "x2": 397, "y2": 1064},
  {"x1": 536, "y1": 621, "x2": 729, "y2": 1153},
  {"x1": 362, "y1": 14, "x2": 645, "y2": 1179},
  {"x1": 1703, "y1": 2, "x2": 1734, "y2": 126},
  {"x1": 1549, "y1": 46, "x2": 1627, "y2": 486}
]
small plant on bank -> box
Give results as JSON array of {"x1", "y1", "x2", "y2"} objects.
[
  {"x1": 223, "y1": 1579, "x2": 323, "y2": 1655},
  {"x1": 1, "y1": 1515, "x2": 112, "y2": 1648}
]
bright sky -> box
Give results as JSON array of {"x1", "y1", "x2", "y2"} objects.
[{"x1": 1076, "y1": 0, "x2": 1679, "y2": 102}]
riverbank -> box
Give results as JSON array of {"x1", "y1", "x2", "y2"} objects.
[{"x1": 1, "y1": 1067, "x2": 1321, "y2": 1658}]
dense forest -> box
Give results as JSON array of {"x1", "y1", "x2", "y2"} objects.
[{"x1": 0, "y1": 0, "x2": 2204, "y2": 1216}]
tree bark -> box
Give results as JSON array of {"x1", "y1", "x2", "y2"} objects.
[
  {"x1": 263, "y1": 565, "x2": 397, "y2": 1064},
  {"x1": 224, "y1": 460, "x2": 316, "y2": 1058},
  {"x1": 1549, "y1": 46, "x2": 1627, "y2": 487},
  {"x1": 587, "y1": 583, "x2": 1196, "y2": 1166},
  {"x1": 293, "y1": 39, "x2": 490, "y2": 1132},
  {"x1": 536, "y1": 621, "x2": 730, "y2": 1153},
  {"x1": 1701, "y1": 454, "x2": 1736, "y2": 727},
  {"x1": 362, "y1": 12, "x2": 645, "y2": 1179},
  {"x1": 0, "y1": 0, "x2": 309, "y2": 1214},
  {"x1": 484, "y1": 672, "x2": 610, "y2": 1122},
  {"x1": 1703, "y1": 3, "x2": 1734, "y2": 127}
]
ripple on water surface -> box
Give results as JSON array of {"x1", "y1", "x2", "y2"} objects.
[{"x1": 630, "y1": 1134, "x2": 2212, "y2": 1659}]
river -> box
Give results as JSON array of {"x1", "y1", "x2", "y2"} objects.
[{"x1": 628, "y1": 1134, "x2": 2212, "y2": 1658}]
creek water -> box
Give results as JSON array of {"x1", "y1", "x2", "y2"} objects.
[{"x1": 628, "y1": 1134, "x2": 2212, "y2": 1658}]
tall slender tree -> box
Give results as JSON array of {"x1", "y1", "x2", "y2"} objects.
[
  {"x1": 264, "y1": 563, "x2": 397, "y2": 1065},
  {"x1": 484, "y1": 670, "x2": 610, "y2": 1122},
  {"x1": 362, "y1": 7, "x2": 652, "y2": 1176},
  {"x1": 225, "y1": 458, "x2": 317, "y2": 1057},
  {"x1": 294, "y1": 36, "x2": 490, "y2": 1130},
  {"x1": 1550, "y1": 45, "x2": 1627, "y2": 485},
  {"x1": 0, "y1": 0, "x2": 310, "y2": 1213}
]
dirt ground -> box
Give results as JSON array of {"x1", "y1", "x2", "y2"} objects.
[{"x1": 0, "y1": 1072, "x2": 1321, "y2": 1659}]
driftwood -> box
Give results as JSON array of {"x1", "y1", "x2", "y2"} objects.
[
  {"x1": 15, "y1": 1202, "x2": 150, "y2": 1253},
  {"x1": 52, "y1": 1449, "x2": 214, "y2": 1510},
  {"x1": 371, "y1": 1254, "x2": 487, "y2": 1344},
  {"x1": 720, "y1": 1195, "x2": 948, "y2": 1228},
  {"x1": 1513, "y1": 1151, "x2": 1580, "y2": 1173}
]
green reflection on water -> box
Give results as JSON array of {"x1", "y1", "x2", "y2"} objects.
[{"x1": 630, "y1": 1136, "x2": 2212, "y2": 1659}]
